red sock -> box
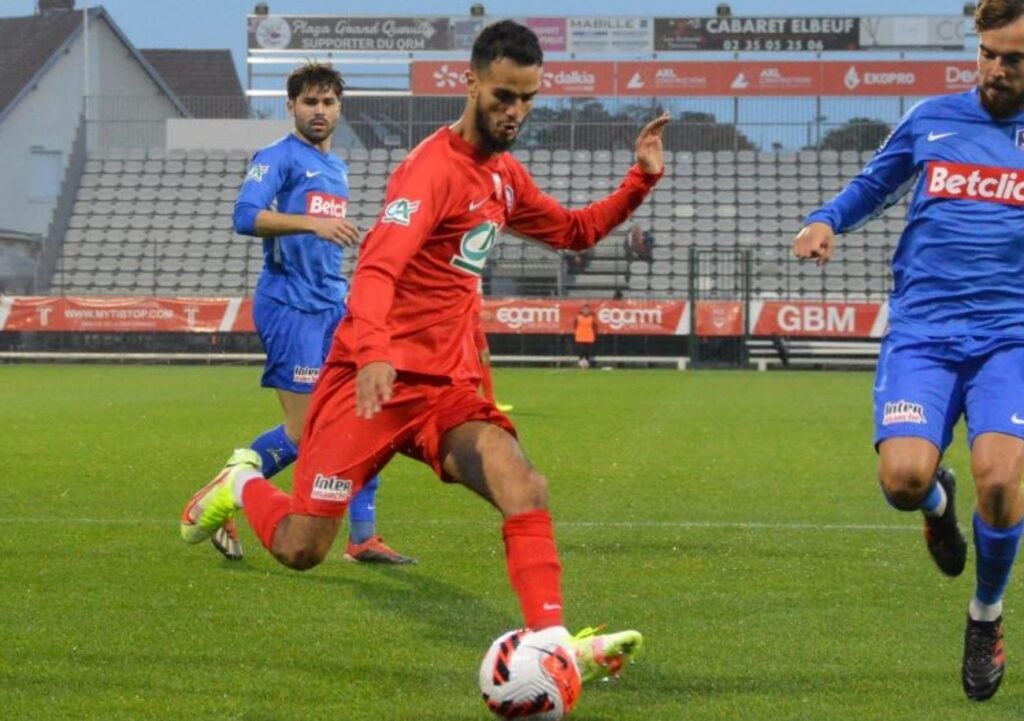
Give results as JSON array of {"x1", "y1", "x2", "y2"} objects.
[
  {"x1": 502, "y1": 509, "x2": 564, "y2": 630},
  {"x1": 481, "y1": 363, "x2": 496, "y2": 404},
  {"x1": 242, "y1": 478, "x2": 293, "y2": 550}
]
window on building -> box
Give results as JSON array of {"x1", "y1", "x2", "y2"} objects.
[{"x1": 29, "y1": 148, "x2": 63, "y2": 200}]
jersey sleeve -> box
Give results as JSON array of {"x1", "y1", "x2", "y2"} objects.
[
  {"x1": 805, "y1": 106, "x2": 919, "y2": 234},
  {"x1": 233, "y1": 146, "x2": 288, "y2": 235},
  {"x1": 347, "y1": 153, "x2": 450, "y2": 367},
  {"x1": 508, "y1": 164, "x2": 662, "y2": 251}
]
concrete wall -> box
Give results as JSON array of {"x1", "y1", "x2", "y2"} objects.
[
  {"x1": 166, "y1": 119, "x2": 292, "y2": 152},
  {"x1": 165, "y1": 119, "x2": 365, "y2": 152},
  {"x1": 0, "y1": 13, "x2": 182, "y2": 236}
]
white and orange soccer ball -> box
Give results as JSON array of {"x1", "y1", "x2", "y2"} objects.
[{"x1": 479, "y1": 627, "x2": 582, "y2": 721}]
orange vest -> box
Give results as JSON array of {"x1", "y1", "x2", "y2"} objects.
[{"x1": 574, "y1": 315, "x2": 596, "y2": 343}]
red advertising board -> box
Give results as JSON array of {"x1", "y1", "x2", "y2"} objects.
[
  {"x1": 722, "y1": 62, "x2": 823, "y2": 96},
  {"x1": 0, "y1": 297, "x2": 891, "y2": 338},
  {"x1": 694, "y1": 301, "x2": 744, "y2": 336},
  {"x1": 412, "y1": 59, "x2": 978, "y2": 97},
  {"x1": 751, "y1": 301, "x2": 884, "y2": 337},
  {"x1": 617, "y1": 61, "x2": 720, "y2": 96},
  {"x1": 0, "y1": 296, "x2": 255, "y2": 333},
  {"x1": 481, "y1": 298, "x2": 686, "y2": 336},
  {"x1": 820, "y1": 61, "x2": 977, "y2": 96},
  {"x1": 411, "y1": 61, "x2": 615, "y2": 96}
]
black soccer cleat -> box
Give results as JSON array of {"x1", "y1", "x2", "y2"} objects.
[
  {"x1": 923, "y1": 467, "x2": 966, "y2": 577},
  {"x1": 963, "y1": 615, "x2": 1005, "y2": 702}
]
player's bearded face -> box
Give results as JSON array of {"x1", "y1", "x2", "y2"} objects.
[
  {"x1": 290, "y1": 86, "x2": 341, "y2": 145},
  {"x1": 978, "y1": 21, "x2": 1024, "y2": 119},
  {"x1": 472, "y1": 59, "x2": 541, "y2": 154}
]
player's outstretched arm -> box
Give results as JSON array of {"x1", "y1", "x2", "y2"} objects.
[
  {"x1": 792, "y1": 222, "x2": 835, "y2": 266},
  {"x1": 634, "y1": 112, "x2": 670, "y2": 175}
]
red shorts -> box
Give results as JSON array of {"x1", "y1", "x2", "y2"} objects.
[{"x1": 293, "y1": 364, "x2": 517, "y2": 517}]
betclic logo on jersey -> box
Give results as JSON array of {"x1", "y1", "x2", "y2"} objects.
[
  {"x1": 305, "y1": 191, "x2": 348, "y2": 218},
  {"x1": 925, "y1": 161, "x2": 1024, "y2": 206}
]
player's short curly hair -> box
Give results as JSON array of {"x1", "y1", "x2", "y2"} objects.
[
  {"x1": 286, "y1": 62, "x2": 344, "y2": 100},
  {"x1": 976, "y1": 0, "x2": 1024, "y2": 32},
  {"x1": 470, "y1": 20, "x2": 543, "y2": 72}
]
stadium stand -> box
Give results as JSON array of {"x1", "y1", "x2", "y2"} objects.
[{"x1": 50, "y1": 145, "x2": 901, "y2": 298}]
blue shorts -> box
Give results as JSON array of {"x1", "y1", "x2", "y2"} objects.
[
  {"x1": 873, "y1": 332, "x2": 1024, "y2": 452},
  {"x1": 253, "y1": 294, "x2": 345, "y2": 394}
]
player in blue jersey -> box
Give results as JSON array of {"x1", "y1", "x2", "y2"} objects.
[
  {"x1": 203, "y1": 62, "x2": 413, "y2": 565},
  {"x1": 794, "y1": 0, "x2": 1024, "y2": 700}
]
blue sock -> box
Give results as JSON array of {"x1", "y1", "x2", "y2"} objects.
[
  {"x1": 249, "y1": 424, "x2": 298, "y2": 479},
  {"x1": 349, "y1": 475, "x2": 380, "y2": 544},
  {"x1": 973, "y1": 512, "x2": 1024, "y2": 605}
]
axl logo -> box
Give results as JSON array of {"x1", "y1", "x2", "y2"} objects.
[{"x1": 306, "y1": 192, "x2": 347, "y2": 218}]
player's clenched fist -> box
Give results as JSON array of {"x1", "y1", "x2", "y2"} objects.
[
  {"x1": 308, "y1": 216, "x2": 361, "y2": 248},
  {"x1": 792, "y1": 222, "x2": 835, "y2": 266},
  {"x1": 356, "y1": 361, "x2": 396, "y2": 419}
]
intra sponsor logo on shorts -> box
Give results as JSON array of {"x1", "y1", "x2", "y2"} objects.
[
  {"x1": 883, "y1": 400, "x2": 927, "y2": 425},
  {"x1": 311, "y1": 474, "x2": 353, "y2": 502},
  {"x1": 293, "y1": 365, "x2": 320, "y2": 384}
]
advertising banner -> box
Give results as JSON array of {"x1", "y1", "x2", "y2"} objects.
[
  {"x1": 0, "y1": 297, "x2": 889, "y2": 338},
  {"x1": 411, "y1": 61, "x2": 616, "y2": 96},
  {"x1": 248, "y1": 16, "x2": 451, "y2": 51},
  {"x1": 654, "y1": 16, "x2": 859, "y2": 52}
]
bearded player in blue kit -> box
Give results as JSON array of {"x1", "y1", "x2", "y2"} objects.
[
  {"x1": 195, "y1": 62, "x2": 413, "y2": 565},
  {"x1": 794, "y1": 0, "x2": 1024, "y2": 700}
]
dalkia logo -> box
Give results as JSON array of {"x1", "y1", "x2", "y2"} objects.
[
  {"x1": 310, "y1": 474, "x2": 353, "y2": 503},
  {"x1": 451, "y1": 221, "x2": 498, "y2": 276},
  {"x1": 882, "y1": 400, "x2": 927, "y2": 425},
  {"x1": 382, "y1": 198, "x2": 421, "y2": 226}
]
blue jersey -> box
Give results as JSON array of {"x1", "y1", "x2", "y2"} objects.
[
  {"x1": 234, "y1": 133, "x2": 350, "y2": 312},
  {"x1": 807, "y1": 89, "x2": 1024, "y2": 337}
]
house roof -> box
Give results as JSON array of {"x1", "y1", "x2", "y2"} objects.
[
  {"x1": 140, "y1": 49, "x2": 248, "y2": 118},
  {"x1": 0, "y1": 6, "x2": 188, "y2": 124},
  {"x1": 0, "y1": 10, "x2": 82, "y2": 119}
]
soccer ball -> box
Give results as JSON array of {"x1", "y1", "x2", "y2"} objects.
[
  {"x1": 479, "y1": 627, "x2": 582, "y2": 720},
  {"x1": 577, "y1": 358, "x2": 590, "y2": 370}
]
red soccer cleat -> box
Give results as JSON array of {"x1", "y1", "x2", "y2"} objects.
[{"x1": 343, "y1": 535, "x2": 416, "y2": 565}]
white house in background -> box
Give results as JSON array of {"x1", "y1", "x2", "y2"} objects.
[{"x1": 0, "y1": 0, "x2": 186, "y2": 239}]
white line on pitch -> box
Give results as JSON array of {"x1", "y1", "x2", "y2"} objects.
[{"x1": 0, "y1": 517, "x2": 919, "y2": 532}]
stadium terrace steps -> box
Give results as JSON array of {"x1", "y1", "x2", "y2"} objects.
[{"x1": 52, "y1": 147, "x2": 899, "y2": 298}]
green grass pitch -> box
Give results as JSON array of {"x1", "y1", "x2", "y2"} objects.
[{"x1": 1, "y1": 364, "x2": 1020, "y2": 720}]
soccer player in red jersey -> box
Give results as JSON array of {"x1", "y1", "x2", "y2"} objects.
[{"x1": 182, "y1": 19, "x2": 668, "y2": 684}]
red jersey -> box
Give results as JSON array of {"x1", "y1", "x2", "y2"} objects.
[{"x1": 330, "y1": 127, "x2": 661, "y2": 381}]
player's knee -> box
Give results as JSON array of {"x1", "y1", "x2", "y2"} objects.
[
  {"x1": 501, "y1": 469, "x2": 549, "y2": 516},
  {"x1": 878, "y1": 458, "x2": 934, "y2": 509},
  {"x1": 974, "y1": 467, "x2": 1019, "y2": 523},
  {"x1": 274, "y1": 542, "x2": 328, "y2": 571}
]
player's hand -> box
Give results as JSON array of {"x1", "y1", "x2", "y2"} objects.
[
  {"x1": 356, "y1": 361, "x2": 396, "y2": 419},
  {"x1": 792, "y1": 222, "x2": 836, "y2": 266},
  {"x1": 308, "y1": 217, "x2": 361, "y2": 248},
  {"x1": 635, "y1": 112, "x2": 671, "y2": 175}
]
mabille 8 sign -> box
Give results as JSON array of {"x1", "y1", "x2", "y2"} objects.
[{"x1": 654, "y1": 16, "x2": 860, "y2": 52}]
